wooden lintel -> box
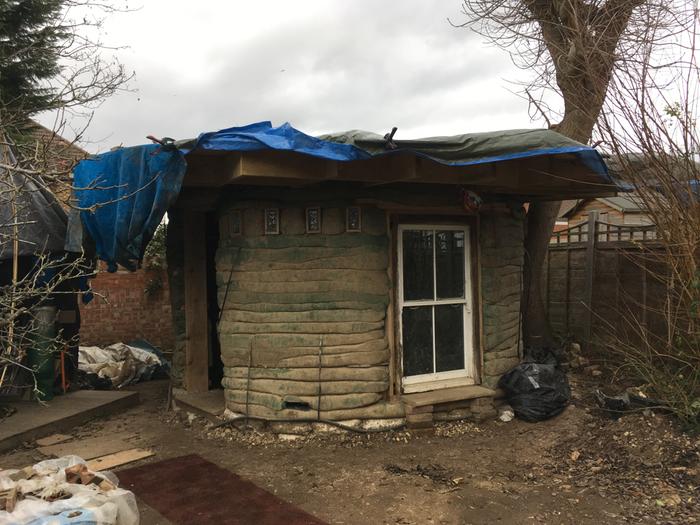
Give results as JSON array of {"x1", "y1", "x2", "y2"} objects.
[
  {"x1": 173, "y1": 188, "x2": 219, "y2": 211},
  {"x1": 183, "y1": 154, "x2": 239, "y2": 187},
  {"x1": 233, "y1": 150, "x2": 336, "y2": 182},
  {"x1": 356, "y1": 198, "x2": 472, "y2": 215}
]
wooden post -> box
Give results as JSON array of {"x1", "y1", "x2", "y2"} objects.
[
  {"x1": 583, "y1": 211, "x2": 599, "y2": 346},
  {"x1": 641, "y1": 257, "x2": 648, "y2": 330},
  {"x1": 184, "y1": 210, "x2": 209, "y2": 393},
  {"x1": 565, "y1": 248, "x2": 570, "y2": 335},
  {"x1": 544, "y1": 249, "x2": 550, "y2": 317},
  {"x1": 385, "y1": 212, "x2": 397, "y2": 401}
]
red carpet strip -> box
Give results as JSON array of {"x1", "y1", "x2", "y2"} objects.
[{"x1": 117, "y1": 454, "x2": 327, "y2": 525}]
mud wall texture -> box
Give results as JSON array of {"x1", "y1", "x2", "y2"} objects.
[
  {"x1": 478, "y1": 205, "x2": 524, "y2": 387},
  {"x1": 167, "y1": 187, "x2": 524, "y2": 417},
  {"x1": 165, "y1": 209, "x2": 186, "y2": 387},
  {"x1": 216, "y1": 199, "x2": 403, "y2": 420}
]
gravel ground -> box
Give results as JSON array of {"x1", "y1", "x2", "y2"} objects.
[{"x1": 1, "y1": 375, "x2": 697, "y2": 524}]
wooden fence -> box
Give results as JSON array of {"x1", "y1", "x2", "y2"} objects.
[{"x1": 545, "y1": 211, "x2": 665, "y2": 347}]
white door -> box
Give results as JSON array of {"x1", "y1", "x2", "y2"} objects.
[{"x1": 398, "y1": 224, "x2": 475, "y2": 393}]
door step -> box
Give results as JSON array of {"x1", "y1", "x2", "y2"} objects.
[
  {"x1": 402, "y1": 385, "x2": 498, "y2": 429},
  {"x1": 402, "y1": 385, "x2": 497, "y2": 409}
]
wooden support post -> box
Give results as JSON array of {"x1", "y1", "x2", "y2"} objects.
[
  {"x1": 544, "y1": 250, "x2": 550, "y2": 318},
  {"x1": 583, "y1": 211, "x2": 599, "y2": 346},
  {"x1": 386, "y1": 212, "x2": 397, "y2": 401},
  {"x1": 565, "y1": 248, "x2": 571, "y2": 335},
  {"x1": 641, "y1": 257, "x2": 648, "y2": 331},
  {"x1": 184, "y1": 210, "x2": 209, "y2": 393}
]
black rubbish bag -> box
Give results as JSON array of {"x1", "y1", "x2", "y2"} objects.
[{"x1": 498, "y1": 362, "x2": 571, "y2": 422}]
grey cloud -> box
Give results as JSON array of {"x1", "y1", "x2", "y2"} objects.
[{"x1": 47, "y1": 1, "x2": 535, "y2": 151}]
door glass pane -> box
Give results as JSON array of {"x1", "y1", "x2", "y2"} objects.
[
  {"x1": 402, "y1": 230, "x2": 434, "y2": 301},
  {"x1": 436, "y1": 230, "x2": 465, "y2": 299},
  {"x1": 435, "y1": 304, "x2": 464, "y2": 372},
  {"x1": 402, "y1": 306, "x2": 433, "y2": 376}
]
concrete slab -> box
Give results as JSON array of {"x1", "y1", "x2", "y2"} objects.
[
  {"x1": 172, "y1": 389, "x2": 224, "y2": 422},
  {"x1": 0, "y1": 390, "x2": 140, "y2": 453}
]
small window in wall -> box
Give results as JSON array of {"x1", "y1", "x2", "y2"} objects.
[
  {"x1": 306, "y1": 207, "x2": 321, "y2": 234},
  {"x1": 264, "y1": 208, "x2": 280, "y2": 235},
  {"x1": 230, "y1": 209, "x2": 242, "y2": 236},
  {"x1": 346, "y1": 207, "x2": 362, "y2": 232}
]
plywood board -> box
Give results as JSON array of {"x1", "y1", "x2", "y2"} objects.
[
  {"x1": 35, "y1": 434, "x2": 72, "y2": 447},
  {"x1": 38, "y1": 436, "x2": 133, "y2": 460},
  {"x1": 87, "y1": 448, "x2": 155, "y2": 472}
]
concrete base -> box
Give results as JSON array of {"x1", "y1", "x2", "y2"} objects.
[
  {"x1": 0, "y1": 390, "x2": 140, "y2": 453},
  {"x1": 172, "y1": 388, "x2": 225, "y2": 422}
]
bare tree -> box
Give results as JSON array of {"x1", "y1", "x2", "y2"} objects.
[
  {"x1": 454, "y1": 0, "x2": 696, "y2": 345},
  {"x1": 594, "y1": 21, "x2": 700, "y2": 425},
  {"x1": 0, "y1": 0, "x2": 129, "y2": 399}
]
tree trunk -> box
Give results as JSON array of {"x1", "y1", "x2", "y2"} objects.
[
  {"x1": 523, "y1": 110, "x2": 598, "y2": 347},
  {"x1": 523, "y1": 201, "x2": 560, "y2": 346}
]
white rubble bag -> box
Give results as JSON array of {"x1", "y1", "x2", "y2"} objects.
[{"x1": 0, "y1": 456, "x2": 138, "y2": 525}]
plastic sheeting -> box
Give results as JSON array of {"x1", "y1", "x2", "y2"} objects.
[
  {"x1": 0, "y1": 168, "x2": 69, "y2": 261},
  {"x1": 72, "y1": 145, "x2": 186, "y2": 271},
  {"x1": 72, "y1": 121, "x2": 612, "y2": 271},
  {"x1": 78, "y1": 341, "x2": 168, "y2": 389},
  {"x1": 183, "y1": 121, "x2": 370, "y2": 161},
  {"x1": 0, "y1": 455, "x2": 139, "y2": 525}
]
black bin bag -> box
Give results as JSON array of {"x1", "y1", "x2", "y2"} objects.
[{"x1": 498, "y1": 362, "x2": 571, "y2": 422}]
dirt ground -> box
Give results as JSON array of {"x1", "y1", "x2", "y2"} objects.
[{"x1": 1, "y1": 377, "x2": 698, "y2": 525}]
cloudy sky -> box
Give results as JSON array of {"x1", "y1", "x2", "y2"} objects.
[{"x1": 41, "y1": 1, "x2": 544, "y2": 153}]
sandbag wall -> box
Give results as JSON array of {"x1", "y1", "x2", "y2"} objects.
[
  {"x1": 216, "y1": 201, "x2": 402, "y2": 420},
  {"x1": 478, "y1": 204, "x2": 525, "y2": 387}
]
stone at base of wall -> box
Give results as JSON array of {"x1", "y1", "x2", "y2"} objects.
[
  {"x1": 221, "y1": 395, "x2": 499, "y2": 435},
  {"x1": 433, "y1": 397, "x2": 497, "y2": 423},
  {"x1": 221, "y1": 408, "x2": 405, "y2": 434}
]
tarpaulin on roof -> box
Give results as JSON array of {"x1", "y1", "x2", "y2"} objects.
[
  {"x1": 72, "y1": 144, "x2": 186, "y2": 271},
  {"x1": 73, "y1": 121, "x2": 612, "y2": 271},
  {"x1": 182, "y1": 121, "x2": 370, "y2": 161},
  {"x1": 321, "y1": 127, "x2": 610, "y2": 179},
  {"x1": 181, "y1": 121, "x2": 610, "y2": 180}
]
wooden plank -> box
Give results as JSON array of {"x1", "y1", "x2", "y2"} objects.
[
  {"x1": 38, "y1": 436, "x2": 133, "y2": 460},
  {"x1": 233, "y1": 151, "x2": 335, "y2": 182},
  {"x1": 184, "y1": 210, "x2": 209, "y2": 393},
  {"x1": 386, "y1": 211, "x2": 397, "y2": 401},
  {"x1": 402, "y1": 385, "x2": 496, "y2": 408},
  {"x1": 87, "y1": 448, "x2": 154, "y2": 472},
  {"x1": 583, "y1": 211, "x2": 598, "y2": 346},
  {"x1": 35, "y1": 433, "x2": 72, "y2": 447}
]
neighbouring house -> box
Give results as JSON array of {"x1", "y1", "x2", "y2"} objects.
[
  {"x1": 559, "y1": 193, "x2": 650, "y2": 227},
  {"x1": 71, "y1": 122, "x2": 617, "y2": 429}
]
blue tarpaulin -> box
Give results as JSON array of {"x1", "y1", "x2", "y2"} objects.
[
  {"x1": 73, "y1": 121, "x2": 612, "y2": 271},
  {"x1": 73, "y1": 144, "x2": 186, "y2": 271},
  {"x1": 184, "y1": 121, "x2": 371, "y2": 161}
]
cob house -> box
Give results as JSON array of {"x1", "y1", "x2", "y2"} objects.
[{"x1": 72, "y1": 122, "x2": 617, "y2": 430}]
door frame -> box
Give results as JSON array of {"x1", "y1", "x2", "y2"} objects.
[{"x1": 392, "y1": 215, "x2": 481, "y2": 394}]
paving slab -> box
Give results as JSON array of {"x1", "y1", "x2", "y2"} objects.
[
  {"x1": 172, "y1": 388, "x2": 224, "y2": 422},
  {"x1": 0, "y1": 390, "x2": 140, "y2": 453}
]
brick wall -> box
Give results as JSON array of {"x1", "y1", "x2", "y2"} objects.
[{"x1": 80, "y1": 267, "x2": 175, "y2": 350}]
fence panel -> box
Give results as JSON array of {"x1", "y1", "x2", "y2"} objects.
[{"x1": 546, "y1": 213, "x2": 663, "y2": 347}]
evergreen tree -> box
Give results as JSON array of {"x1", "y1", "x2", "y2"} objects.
[{"x1": 0, "y1": 0, "x2": 66, "y2": 119}]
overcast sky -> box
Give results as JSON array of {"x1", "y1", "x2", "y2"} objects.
[{"x1": 40, "y1": 1, "x2": 542, "y2": 153}]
